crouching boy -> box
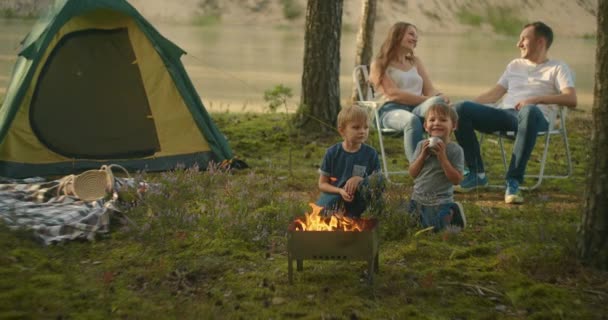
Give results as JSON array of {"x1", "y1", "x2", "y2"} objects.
[{"x1": 316, "y1": 105, "x2": 384, "y2": 218}]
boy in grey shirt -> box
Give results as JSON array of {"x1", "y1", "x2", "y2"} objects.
[{"x1": 408, "y1": 103, "x2": 466, "y2": 231}]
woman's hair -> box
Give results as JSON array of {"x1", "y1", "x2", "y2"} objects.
[
  {"x1": 337, "y1": 105, "x2": 369, "y2": 129},
  {"x1": 372, "y1": 22, "x2": 416, "y2": 86},
  {"x1": 425, "y1": 103, "x2": 458, "y2": 125}
]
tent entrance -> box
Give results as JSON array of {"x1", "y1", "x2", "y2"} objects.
[{"x1": 30, "y1": 28, "x2": 160, "y2": 159}]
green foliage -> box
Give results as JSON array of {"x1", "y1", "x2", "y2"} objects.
[
  {"x1": 0, "y1": 8, "x2": 38, "y2": 19},
  {"x1": 486, "y1": 7, "x2": 527, "y2": 36},
  {"x1": 421, "y1": 9, "x2": 441, "y2": 22},
  {"x1": 0, "y1": 9, "x2": 16, "y2": 19},
  {"x1": 264, "y1": 84, "x2": 297, "y2": 176},
  {"x1": 0, "y1": 111, "x2": 606, "y2": 319},
  {"x1": 582, "y1": 33, "x2": 596, "y2": 40},
  {"x1": 457, "y1": 9, "x2": 483, "y2": 27},
  {"x1": 194, "y1": 0, "x2": 222, "y2": 26},
  {"x1": 280, "y1": 0, "x2": 302, "y2": 20},
  {"x1": 341, "y1": 23, "x2": 356, "y2": 34},
  {"x1": 263, "y1": 84, "x2": 293, "y2": 114},
  {"x1": 192, "y1": 13, "x2": 221, "y2": 26},
  {"x1": 457, "y1": 6, "x2": 527, "y2": 36}
]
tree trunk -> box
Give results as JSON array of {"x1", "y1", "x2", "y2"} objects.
[
  {"x1": 297, "y1": 0, "x2": 343, "y2": 133},
  {"x1": 578, "y1": 0, "x2": 608, "y2": 270},
  {"x1": 351, "y1": 0, "x2": 377, "y2": 102}
]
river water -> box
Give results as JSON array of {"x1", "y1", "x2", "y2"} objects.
[{"x1": 0, "y1": 18, "x2": 596, "y2": 112}]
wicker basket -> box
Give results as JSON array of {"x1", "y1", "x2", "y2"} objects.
[{"x1": 57, "y1": 165, "x2": 129, "y2": 201}]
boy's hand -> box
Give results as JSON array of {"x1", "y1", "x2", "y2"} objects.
[
  {"x1": 343, "y1": 176, "x2": 363, "y2": 199},
  {"x1": 434, "y1": 140, "x2": 448, "y2": 161},
  {"x1": 339, "y1": 188, "x2": 353, "y2": 202},
  {"x1": 420, "y1": 139, "x2": 432, "y2": 158}
]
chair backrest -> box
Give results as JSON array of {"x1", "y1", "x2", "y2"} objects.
[
  {"x1": 353, "y1": 65, "x2": 375, "y2": 101},
  {"x1": 536, "y1": 106, "x2": 567, "y2": 135},
  {"x1": 549, "y1": 106, "x2": 568, "y2": 133}
]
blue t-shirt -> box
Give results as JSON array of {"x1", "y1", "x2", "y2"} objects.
[{"x1": 318, "y1": 143, "x2": 381, "y2": 188}]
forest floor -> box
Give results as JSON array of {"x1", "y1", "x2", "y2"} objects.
[{"x1": 1, "y1": 106, "x2": 607, "y2": 319}]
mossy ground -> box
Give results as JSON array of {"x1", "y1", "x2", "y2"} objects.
[{"x1": 1, "y1": 109, "x2": 607, "y2": 319}]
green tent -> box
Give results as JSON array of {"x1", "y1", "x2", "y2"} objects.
[{"x1": 0, "y1": 0, "x2": 232, "y2": 178}]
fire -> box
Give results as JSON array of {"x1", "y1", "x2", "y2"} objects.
[{"x1": 293, "y1": 203, "x2": 367, "y2": 232}]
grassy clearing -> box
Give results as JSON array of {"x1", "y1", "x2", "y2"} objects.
[{"x1": 1, "y1": 109, "x2": 607, "y2": 319}]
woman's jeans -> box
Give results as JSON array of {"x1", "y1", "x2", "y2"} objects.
[
  {"x1": 379, "y1": 96, "x2": 446, "y2": 162},
  {"x1": 453, "y1": 101, "x2": 549, "y2": 183}
]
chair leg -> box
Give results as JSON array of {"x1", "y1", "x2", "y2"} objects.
[
  {"x1": 375, "y1": 113, "x2": 391, "y2": 182},
  {"x1": 498, "y1": 136, "x2": 508, "y2": 172},
  {"x1": 481, "y1": 107, "x2": 572, "y2": 191},
  {"x1": 526, "y1": 132, "x2": 552, "y2": 190},
  {"x1": 562, "y1": 128, "x2": 573, "y2": 178}
]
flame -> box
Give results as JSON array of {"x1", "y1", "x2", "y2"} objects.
[{"x1": 293, "y1": 203, "x2": 367, "y2": 232}]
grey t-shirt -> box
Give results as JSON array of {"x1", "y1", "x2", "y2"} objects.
[{"x1": 411, "y1": 141, "x2": 464, "y2": 206}]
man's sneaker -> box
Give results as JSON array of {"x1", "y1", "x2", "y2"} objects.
[
  {"x1": 451, "y1": 202, "x2": 466, "y2": 229},
  {"x1": 455, "y1": 172, "x2": 488, "y2": 193},
  {"x1": 505, "y1": 179, "x2": 524, "y2": 204}
]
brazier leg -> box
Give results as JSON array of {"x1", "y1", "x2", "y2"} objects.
[
  {"x1": 297, "y1": 259, "x2": 303, "y2": 271},
  {"x1": 367, "y1": 258, "x2": 375, "y2": 284},
  {"x1": 375, "y1": 253, "x2": 379, "y2": 273},
  {"x1": 288, "y1": 256, "x2": 293, "y2": 284}
]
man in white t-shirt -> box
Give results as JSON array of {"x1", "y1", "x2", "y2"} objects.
[{"x1": 453, "y1": 21, "x2": 577, "y2": 204}]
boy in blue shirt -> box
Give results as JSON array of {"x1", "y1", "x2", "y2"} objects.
[{"x1": 316, "y1": 105, "x2": 384, "y2": 218}]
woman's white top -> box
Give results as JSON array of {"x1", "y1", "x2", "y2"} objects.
[{"x1": 376, "y1": 66, "x2": 423, "y2": 103}]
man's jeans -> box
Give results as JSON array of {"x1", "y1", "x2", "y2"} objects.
[
  {"x1": 453, "y1": 101, "x2": 549, "y2": 183},
  {"x1": 378, "y1": 96, "x2": 446, "y2": 162}
]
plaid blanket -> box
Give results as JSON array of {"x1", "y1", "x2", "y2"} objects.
[{"x1": 0, "y1": 177, "x2": 131, "y2": 245}]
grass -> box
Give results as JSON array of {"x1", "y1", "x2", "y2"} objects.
[
  {"x1": 486, "y1": 7, "x2": 527, "y2": 36},
  {"x1": 1, "y1": 109, "x2": 607, "y2": 319}
]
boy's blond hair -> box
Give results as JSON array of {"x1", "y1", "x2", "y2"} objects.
[
  {"x1": 337, "y1": 105, "x2": 369, "y2": 129},
  {"x1": 425, "y1": 103, "x2": 458, "y2": 124}
]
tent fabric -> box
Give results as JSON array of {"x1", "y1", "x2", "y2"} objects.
[
  {"x1": 0, "y1": 0, "x2": 233, "y2": 178},
  {"x1": 30, "y1": 28, "x2": 161, "y2": 159}
]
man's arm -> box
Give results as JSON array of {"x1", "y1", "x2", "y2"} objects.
[
  {"x1": 514, "y1": 87, "x2": 577, "y2": 110},
  {"x1": 473, "y1": 84, "x2": 507, "y2": 105}
]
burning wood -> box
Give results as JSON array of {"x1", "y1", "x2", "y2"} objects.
[
  {"x1": 292, "y1": 203, "x2": 371, "y2": 232},
  {"x1": 287, "y1": 204, "x2": 380, "y2": 284}
]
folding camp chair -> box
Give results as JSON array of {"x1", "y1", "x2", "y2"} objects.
[
  {"x1": 482, "y1": 106, "x2": 573, "y2": 190},
  {"x1": 353, "y1": 65, "x2": 408, "y2": 182}
]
